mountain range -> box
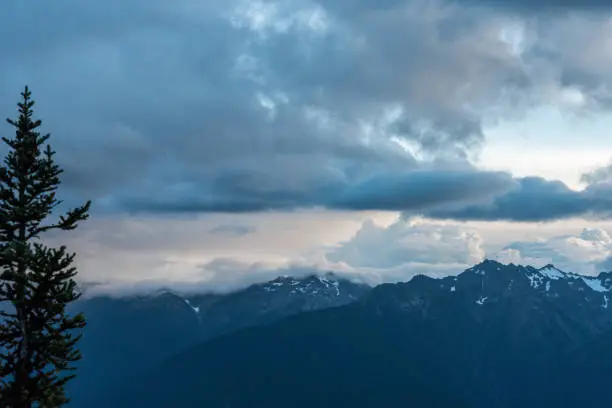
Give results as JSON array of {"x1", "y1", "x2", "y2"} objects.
[
  {"x1": 68, "y1": 272, "x2": 370, "y2": 406},
  {"x1": 71, "y1": 261, "x2": 612, "y2": 407}
]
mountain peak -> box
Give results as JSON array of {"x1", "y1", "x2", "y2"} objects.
[
  {"x1": 260, "y1": 272, "x2": 346, "y2": 296},
  {"x1": 463, "y1": 261, "x2": 612, "y2": 302},
  {"x1": 535, "y1": 264, "x2": 566, "y2": 279},
  {"x1": 475, "y1": 259, "x2": 504, "y2": 268}
]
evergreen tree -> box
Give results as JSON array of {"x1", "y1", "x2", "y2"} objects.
[{"x1": 0, "y1": 87, "x2": 91, "y2": 407}]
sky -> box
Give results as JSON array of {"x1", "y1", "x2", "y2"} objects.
[{"x1": 3, "y1": 0, "x2": 612, "y2": 294}]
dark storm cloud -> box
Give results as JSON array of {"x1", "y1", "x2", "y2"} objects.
[
  {"x1": 327, "y1": 169, "x2": 515, "y2": 211},
  {"x1": 581, "y1": 162, "x2": 612, "y2": 185},
  {"x1": 324, "y1": 0, "x2": 612, "y2": 16},
  {"x1": 419, "y1": 177, "x2": 612, "y2": 222},
  {"x1": 461, "y1": 0, "x2": 612, "y2": 10},
  {"x1": 116, "y1": 167, "x2": 517, "y2": 213},
  {"x1": 1, "y1": 0, "x2": 612, "y2": 219}
]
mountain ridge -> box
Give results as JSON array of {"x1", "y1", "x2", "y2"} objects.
[
  {"x1": 82, "y1": 259, "x2": 612, "y2": 407},
  {"x1": 67, "y1": 271, "x2": 371, "y2": 406}
]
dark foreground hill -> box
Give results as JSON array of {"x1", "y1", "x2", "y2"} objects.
[
  {"x1": 87, "y1": 260, "x2": 612, "y2": 408},
  {"x1": 88, "y1": 305, "x2": 468, "y2": 408}
]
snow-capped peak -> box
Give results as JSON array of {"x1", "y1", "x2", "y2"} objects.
[
  {"x1": 525, "y1": 265, "x2": 569, "y2": 288},
  {"x1": 537, "y1": 264, "x2": 566, "y2": 280},
  {"x1": 447, "y1": 261, "x2": 612, "y2": 309},
  {"x1": 260, "y1": 272, "x2": 343, "y2": 296},
  {"x1": 523, "y1": 264, "x2": 611, "y2": 293}
]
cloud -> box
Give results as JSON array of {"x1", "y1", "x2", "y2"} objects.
[
  {"x1": 459, "y1": 0, "x2": 612, "y2": 11},
  {"x1": 495, "y1": 227, "x2": 612, "y2": 274},
  {"x1": 71, "y1": 215, "x2": 490, "y2": 294},
  {"x1": 323, "y1": 217, "x2": 485, "y2": 283},
  {"x1": 0, "y1": 0, "x2": 541, "y2": 216},
  {"x1": 82, "y1": 217, "x2": 489, "y2": 295},
  {"x1": 323, "y1": 219, "x2": 612, "y2": 283},
  {"x1": 71, "y1": 214, "x2": 612, "y2": 295},
  {"x1": 83, "y1": 258, "x2": 329, "y2": 297},
  {"x1": 209, "y1": 224, "x2": 256, "y2": 237},
  {"x1": 324, "y1": 218, "x2": 612, "y2": 282},
  {"x1": 327, "y1": 218, "x2": 484, "y2": 267},
  {"x1": 119, "y1": 165, "x2": 518, "y2": 213},
  {"x1": 418, "y1": 177, "x2": 612, "y2": 222},
  {"x1": 2, "y1": 1, "x2": 612, "y2": 219},
  {"x1": 581, "y1": 161, "x2": 612, "y2": 184},
  {"x1": 47, "y1": 211, "x2": 374, "y2": 285},
  {"x1": 326, "y1": 167, "x2": 516, "y2": 212}
]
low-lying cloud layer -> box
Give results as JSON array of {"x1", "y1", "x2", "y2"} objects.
[
  {"x1": 326, "y1": 219, "x2": 612, "y2": 283},
  {"x1": 497, "y1": 227, "x2": 612, "y2": 275},
  {"x1": 326, "y1": 219, "x2": 484, "y2": 270},
  {"x1": 73, "y1": 213, "x2": 612, "y2": 295},
  {"x1": 2, "y1": 1, "x2": 612, "y2": 221},
  {"x1": 322, "y1": 217, "x2": 612, "y2": 284}
]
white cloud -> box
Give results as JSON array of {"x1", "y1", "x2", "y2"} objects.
[
  {"x1": 321, "y1": 216, "x2": 485, "y2": 284},
  {"x1": 84, "y1": 258, "x2": 314, "y2": 297},
  {"x1": 326, "y1": 217, "x2": 484, "y2": 268},
  {"x1": 322, "y1": 220, "x2": 612, "y2": 284},
  {"x1": 495, "y1": 227, "x2": 612, "y2": 275},
  {"x1": 51, "y1": 211, "x2": 379, "y2": 284}
]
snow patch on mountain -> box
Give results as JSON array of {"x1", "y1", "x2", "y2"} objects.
[
  {"x1": 581, "y1": 277, "x2": 608, "y2": 293},
  {"x1": 317, "y1": 275, "x2": 340, "y2": 296},
  {"x1": 258, "y1": 273, "x2": 345, "y2": 297},
  {"x1": 522, "y1": 264, "x2": 611, "y2": 294},
  {"x1": 450, "y1": 261, "x2": 612, "y2": 308},
  {"x1": 538, "y1": 265, "x2": 566, "y2": 280},
  {"x1": 183, "y1": 299, "x2": 200, "y2": 314},
  {"x1": 526, "y1": 265, "x2": 569, "y2": 289}
]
